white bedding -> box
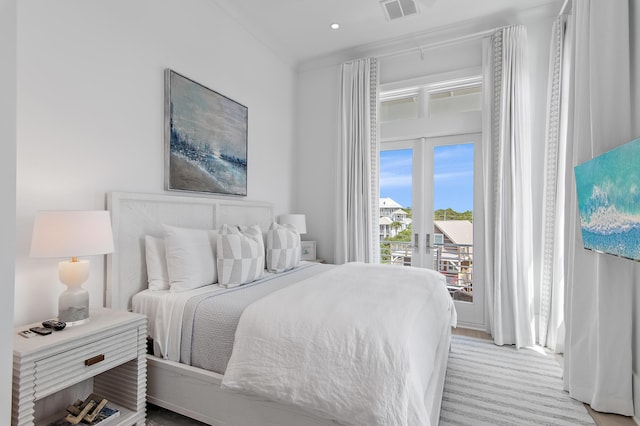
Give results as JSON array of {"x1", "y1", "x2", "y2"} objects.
[
  {"x1": 131, "y1": 262, "x2": 321, "y2": 362},
  {"x1": 131, "y1": 289, "x2": 167, "y2": 339},
  {"x1": 133, "y1": 285, "x2": 225, "y2": 360},
  {"x1": 221, "y1": 262, "x2": 456, "y2": 426}
]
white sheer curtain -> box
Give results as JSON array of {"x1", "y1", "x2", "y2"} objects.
[
  {"x1": 481, "y1": 25, "x2": 536, "y2": 348},
  {"x1": 335, "y1": 58, "x2": 380, "y2": 264},
  {"x1": 563, "y1": 0, "x2": 634, "y2": 415},
  {"x1": 539, "y1": 14, "x2": 570, "y2": 353}
]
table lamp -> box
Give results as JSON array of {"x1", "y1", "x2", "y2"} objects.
[
  {"x1": 30, "y1": 210, "x2": 114, "y2": 326},
  {"x1": 278, "y1": 214, "x2": 307, "y2": 234}
]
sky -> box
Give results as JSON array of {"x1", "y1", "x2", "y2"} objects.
[{"x1": 379, "y1": 143, "x2": 474, "y2": 212}]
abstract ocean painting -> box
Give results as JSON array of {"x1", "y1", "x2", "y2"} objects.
[
  {"x1": 165, "y1": 69, "x2": 247, "y2": 196},
  {"x1": 574, "y1": 137, "x2": 640, "y2": 261}
]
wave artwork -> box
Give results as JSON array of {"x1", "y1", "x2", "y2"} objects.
[
  {"x1": 165, "y1": 69, "x2": 247, "y2": 196},
  {"x1": 574, "y1": 137, "x2": 640, "y2": 261}
]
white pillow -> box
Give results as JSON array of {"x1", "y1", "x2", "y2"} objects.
[
  {"x1": 265, "y1": 222, "x2": 300, "y2": 273},
  {"x1": 145, "y1": 235, "x2": 170, "y2": 291},
  {"x1": 163, "y1": 225, "x2": 218, "y2": 292},
  {"x1": 217, "y1": 224, "x2": 265, "y2": 288}
]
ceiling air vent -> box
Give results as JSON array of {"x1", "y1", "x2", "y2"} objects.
[{"x1": 380, "y1": 0, "x2": 420, "y2": 21}]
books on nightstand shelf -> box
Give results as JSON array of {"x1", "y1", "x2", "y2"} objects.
[
  {"x1": 86, "y1": 406, "x2": 120, "y2": 425},
  {"x1": 46, "y1": 407, "x2": 119, "y2": 426},
  {"x1": 45, "y1": 394, "x2": 120, "y2": 426}
]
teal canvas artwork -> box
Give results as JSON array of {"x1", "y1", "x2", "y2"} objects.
[{"x1": 574, "y1": 137, "x2": 640, "y2": 261}]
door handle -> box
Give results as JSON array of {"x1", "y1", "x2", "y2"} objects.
[
  {"x1": 414, "y1": 233, "x2": 419, "y2": 250},
  {"x1": 425, "y1": 233, "x2": 431, "y2": 254}
]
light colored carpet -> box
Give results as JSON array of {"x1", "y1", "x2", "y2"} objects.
[
  {"x1": 145, "y1": 334, "x2": 597, "y2": 425},
  {"x1": 440, "y1": 334, "x2": 595, "y2": 425}
]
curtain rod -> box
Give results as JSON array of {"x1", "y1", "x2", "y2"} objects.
[{"x1": 376, "y1": 25, "x2": 509, "y2": 60}]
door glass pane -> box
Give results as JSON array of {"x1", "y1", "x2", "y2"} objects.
[
  {"x1": 433, "y1": 143, "x2": 474, "y2": 302},
  {"x1": 379, "y1": 149, "x2": 412, "y2": 265}
]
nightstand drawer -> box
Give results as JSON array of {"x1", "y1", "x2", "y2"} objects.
[{"x1": 33, "y1": 328, "x2": 138, "y2": 399}]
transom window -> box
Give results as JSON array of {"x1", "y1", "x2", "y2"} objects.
[{"x1": 380, "y1": 76, "x2": 481, "y2": 122}]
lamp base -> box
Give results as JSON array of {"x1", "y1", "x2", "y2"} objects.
[
  {"x1": 57, "y1": 259, "x2": 90, "y2": 326},
  {"x1": 59, "y1": 314, "x2": 90, "y2": 327},
  {"x1": 58, "y1": 284, "x2": 89, "y2": 326}
]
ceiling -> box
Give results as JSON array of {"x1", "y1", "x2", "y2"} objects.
[{"x1": 215, "y1": 0, "x2": 563, "y2": 64}]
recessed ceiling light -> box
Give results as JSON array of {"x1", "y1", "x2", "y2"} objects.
[{"x1": 330, "y1": 23, "x2": 340, "y2": 30}]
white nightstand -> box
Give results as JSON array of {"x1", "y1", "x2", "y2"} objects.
[{"x1": 12, "y1": 308, "x2": 147, "y2": 426}]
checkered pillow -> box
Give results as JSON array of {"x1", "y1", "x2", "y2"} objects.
[
  {"x1": 217, "y1": 224, "x2": 265, "y2": 288},
  {"x1": 266, "y1": 222, "x2": 301, "y2": 273}
]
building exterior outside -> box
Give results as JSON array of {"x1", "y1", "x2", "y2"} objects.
[
  {"x1": 433, "y1": 220, "x2": 473, "y2": 295},
  {"x1": 380, "y1": 204, "x2": 474, "y2": 300},
  {"x1": 379, "y1": 197, "x2": 411, "y2": 238}
]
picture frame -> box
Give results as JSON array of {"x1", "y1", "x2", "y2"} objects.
[
  {"x1": 164, "y1": 69, "x2": 248, "y2": 196},
  {"x1": 574, "y1": 137, "x2": 640, "y2": 262},
  {"x1": 301, "y1": 241, "x2": 316, "y2": 261}
]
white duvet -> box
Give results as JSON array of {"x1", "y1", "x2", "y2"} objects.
[{"x1": 221, "y1": 262, "x2": 457, "y2": 426}]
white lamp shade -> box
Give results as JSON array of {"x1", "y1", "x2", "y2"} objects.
[
  {"x1": 30, "y1": 210, "x2": 114, "y2": 258},
  {"x1": 278, "y1": 214, "x2": 307, "y2": 234}
]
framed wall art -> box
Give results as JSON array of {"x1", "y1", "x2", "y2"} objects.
[
  {"x1": 574, "y1": 137, "x2": 640, "y2": 262},
  {"x1": 165, "y1": 69, "x2": 248, "y2": 196},
  {"x1": 301, "y1": 241, "x2": 316, "y2": 261}
]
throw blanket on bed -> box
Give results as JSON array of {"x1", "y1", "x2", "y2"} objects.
[
  {"x1": 181, "y1": 262, "x2": 333, "y2": 373},
  {"x1": 222, "y1": 262, "x2": 457, "y2": 426}
]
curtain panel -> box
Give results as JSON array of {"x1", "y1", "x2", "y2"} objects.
[
  {"x1": 562, "y1": 0, "x2": 634, "y2": 415},
  {"x1": 335, "y1": 58, "x2": 380, "y2": 264},
  {"x1": 539, "y1": 14, "x2": 570, "y2": 353},
  {"x1": 481, "y1": 25, "x2": 536, "y2": 348}
]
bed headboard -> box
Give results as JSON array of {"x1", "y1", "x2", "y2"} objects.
[{"x1": 106, "y1": 191, "x2": 274, "y2": 311}]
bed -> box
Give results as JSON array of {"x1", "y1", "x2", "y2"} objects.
[{"x1": 106, "y1": 191, "x2": 456, "y2": 426}]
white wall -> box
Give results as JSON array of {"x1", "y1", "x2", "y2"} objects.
[
  {"x1": 1, "y1": 0, "x2": 17, "y2": 420},
  {"x1": 379, "y1": 41, "x2": 482, "y2": 84},
  {"x1": 294, "y1": 65, "x2": 340, "y2": 261},
  {"x1": 15, "y1": 0, "x2": 297, "y2": 326}
]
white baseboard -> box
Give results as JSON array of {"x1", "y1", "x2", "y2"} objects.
[{"x1": 455, "y1": 320, "x2": 489, "y2": 332}]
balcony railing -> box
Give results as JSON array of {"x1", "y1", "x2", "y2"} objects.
[{"x1": 380, "y1": 240, "x2": 473, "y2": 301}]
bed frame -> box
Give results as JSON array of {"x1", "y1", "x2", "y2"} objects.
[{"x1": 105, "y1": 191, "x2": 450, "y2": 426}]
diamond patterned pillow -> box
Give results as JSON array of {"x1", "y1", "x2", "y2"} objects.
[
  {"x1": 217, "y1": 224, "x2": 265, "y2": 288},
  {"x1": 266, "y1": 222, "x2": 301, "y2": 273}
]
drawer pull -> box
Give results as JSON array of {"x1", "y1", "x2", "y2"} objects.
[{"x1": 85, "y1": 354, "x2": 105, "y2": 366}]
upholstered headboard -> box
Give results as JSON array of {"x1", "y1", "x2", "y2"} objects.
[{"x1": 106, "y1": 192, "x2": 274, "y2": 311}]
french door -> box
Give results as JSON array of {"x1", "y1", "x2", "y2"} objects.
[{"x1": 380, "y1": 133, "x2": 484, "y2": 328}]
